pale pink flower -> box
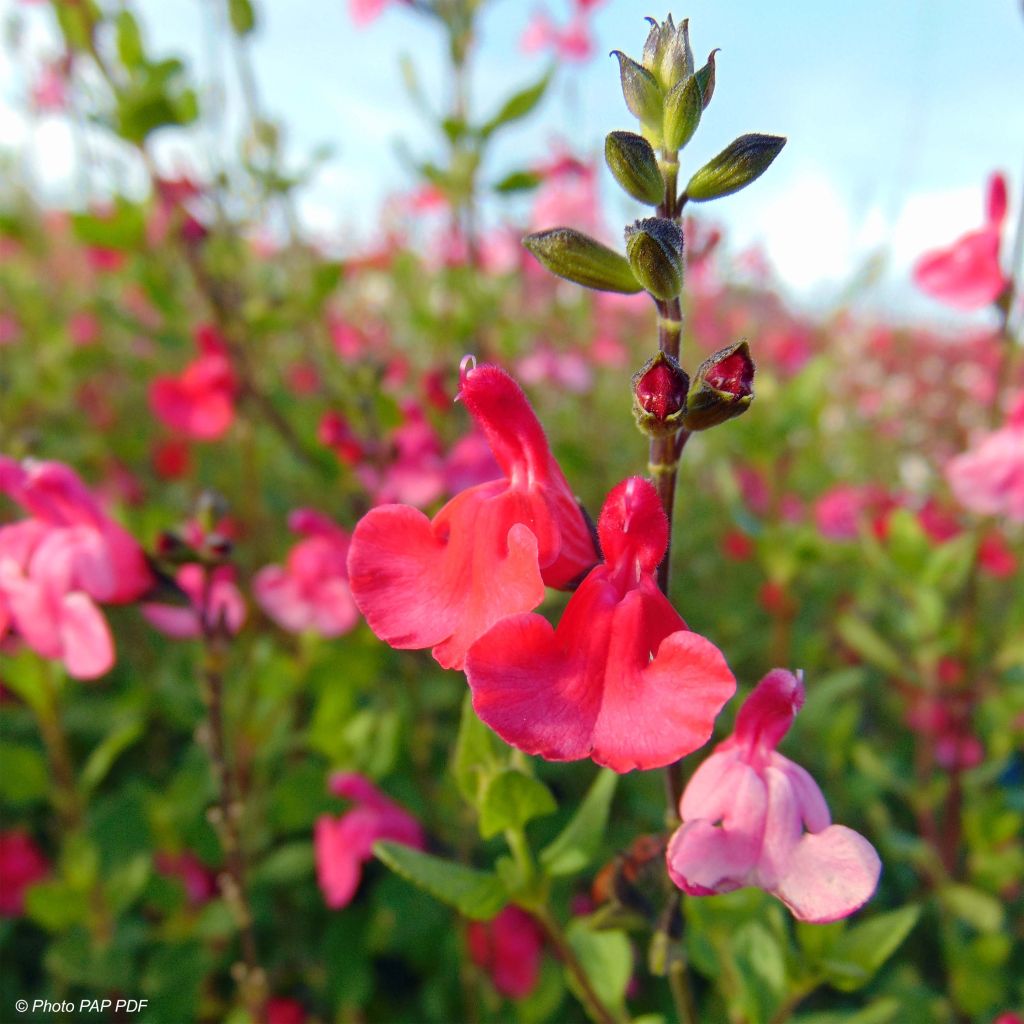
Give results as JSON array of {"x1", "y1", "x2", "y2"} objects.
[
  {"x1": 349, "y1": 0, "x2": 389, "y2": 26},
  {"x1": 946, "y1": 399, "x2": 1024, "y2": 522},
  {"x1": 521, "y1": 10, "x2": 593, "y2": 61},
  {"x1": 142, "y1": 564, "x2": 246, "y2": 639},
  {"x1": 813, "y1": 484, "x2": 884, "y2": 541},
  {"x1": 667, "y1": 669, "x2": 881, "y2": 923},
  {"x1": 254, "y1": 510, "x2": 358, "y2": 638},
  {"x1": 315, "y1": 773, "x2": 425, "y2": 909}
]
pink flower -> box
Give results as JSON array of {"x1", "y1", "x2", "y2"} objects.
[
  {"x1": 0, "y1": 458, "x2": 152, "y2": 679},
  {"x1": 154, "y1": 850, "x2": 217, "y2": 907},
  {"x1": 813, "y1": 484, "x2": 883, "y2": 541},
  {"x1": 68, "y1": 311, "x2": 100, "y2": 347},
  {"x1": 465, "y1": 477, "x2": 735, "y2": 772},
  {"x1": 142, "y1": 564, "x2": 246, "y2": 639},
  {"x1": 0, "y1": 830, "x2": 50, "y2": 916},
  {"x1": 149, "y1": 325, "x2": 237, "y2": 441},
  {"x1": 667, "y1": 669, "x2": 881, "y2": 923},
  {"x1": 315, "y1": 773, "x2": 425, "y2": 909},
  {"x1": 946, "y1": 401, "x2": 1024, "y2": 522},
  {"x1": 359, "y1": 401, "x2": 447, "y2": 508},
  {"x1": 467, "y1": 906, "x2": 544, "y2": 999},
  {"x1": 913, "y1": 173, "x2": 1010, "y2": 310},
  {"x1": 266, "y1": 999, "x2": 306, "y2": 1024},
  {"x1": 31, "y1": 61, "x2": 68, "y2": 112},
  {"x1": 530, "y1": 154, "x2": 602, "y2": 236},
  {"x1": 521, "y1": 10, "x2": 594, "y2": 61},
  {"x1": 254, "y1": 510, "x2": 358, "y2": 638},
  {"x1": 978, "y1": 530, "x2": 1017, "y2": 578},
  {"x1": 347, "y1": 360, "x2": 597, "y2": 670}
]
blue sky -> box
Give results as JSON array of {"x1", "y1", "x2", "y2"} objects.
[{"x1": 3, "y1": 0, "x2": 1022, "y2": 316}]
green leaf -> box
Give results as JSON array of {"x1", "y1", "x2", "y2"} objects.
[
  {"x1": 71, "y1": 200, "x2": 146, "y2": 251},
  {"x1": 228, "y1": 0, "x2": 257, "y2": 35},
  {"x1": 938, "y1": 883, "x2": 1005, "y2": 933},
  {"x1": 835, "y1": 614, "x2": 905, "y2": 676},
  {"x1": 731, "y1": 921, "x2": 788, "y2": 1024},
  {"x1": 115, "y1": 11, "x2": 146, "y2": 69},
  {"x1": 478, "y1": 770, "x2": 557, "y2": 839},
  {"x1": 24, "y1": 881, "x2": 90, "y2": 933},
  {"x1": 822, "y1": 905, "x2": 920, "y2": 992},
  {"x1": 81, "y1": 718, "x2": 144, "y2": 797},
  {"x1": 452, "y1": 693, "x2": 504, "y2": 805},
  {"x1": 481, "y1": 70, "x2": 552, "y2": 137},
  {"x1": 794, "y1": 996, "x2": 903, "y2": 1024},
  {"x1": 373, "y1": 841, "x2": 506, "y2": 920},
  {"x1": 253, "y1": 841, "x2": 315, "y2": 885},
  {"x1": 540, "y1": 769, "x2": 618, "y2": 877},
  {"x1": 566, "y1": 917, "x2": 632, "y2": 1013},
  {"x1": 0, "y1": 743, "x2": 49, "y2": 805},
  {"x1": 493, "y1": 170, "x2": 543, "y2": 194}
]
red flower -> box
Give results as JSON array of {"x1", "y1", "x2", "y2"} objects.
[
  {"x1": 0, "y1": 830, "x2": 49, "y2": 916},
  {"x1": 347, "y1": 361, "x2": 597, "y2": 670},
  {"x1": 465, "y1": 477, "x2": 735, "y2": 772},
  {"x1": 467, "y1": 906, "x2": 544, "y2": 999},
  {"x1": 913, "y1": 172, "x2": 1010, "y2": 310}
]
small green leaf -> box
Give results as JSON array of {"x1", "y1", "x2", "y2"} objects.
[
  {"x1": 540, "y1": 769, "x2": 617, "y2": 877},
  {"x1": 481, "y1": 70, "x2": 552, "y2": 137},
  {"x1": 835, "y1": 614, "x2": 905, "y2": 676},
  {"x1": 479, "y1": 770, "x2": 557, "y2": 839},
  {"x1": 822, "y1": 905, "x2": 920, "y2": 992},
  {"x1": 373, "y1": 842, "x2": 506, "y2": 920},
  {"x1": 24, "y1": 881, "x2": 90, "y2": 933},
  {"x1": 81, "y1": 719, "x2": 144, "y2": 797},
  {"x1": 0, "y1": 743, "x2": 48, "y2": 805},
  {"x1": 115, "y1": 11, "x2": 145, "y2": 69},
  {"x1": 938, "y1": 884, "x2": 1005, "y2": 933},
  {"x1": 452, "y1": 694, "x2": 504, "y2": 805},
  {"x1": 566, "y1": 917, "x2": 632, "y2": 1013},
  {"x1": 493, "y1": 170, "x2": 543, "y2": 194}
]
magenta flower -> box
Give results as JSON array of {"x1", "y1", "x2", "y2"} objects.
[
  {"x1": 913, "y1": 172, "x2": 1010, "y2": 310},
  {"x1": 154, "y1": 850, "x2": 218, "y2": 907},
  {"x1": 315, "y1": 773, "x2": 425, "y2": 909},
  {"x1": 946, "y1": 397, "x2": 1024, "y2": 523},
  {"x1": 347, "y1": 360, "x2": 597, "y2": 670},
  {"x1": 142, "y1": 563, "x2": 246, "y2": 639},
  {"x1": 466, "y1": 477, "x2": 735, "y2": 772},
  {"x1": 466, "y1": 906, "x2": 544, "y2": 999},
  {"x1": 0, "y1": 458, "x2": 152, "y2": 679},
  {"x1": 667, "y1": 669, "x2": 881, "y2": 923},
  {"x1": 0, "y1": 830, "x2": 50, "y2": 917},
  {"x1": 254, "y1": 510, "x2": 358, "y2": 638},
  {"x1": 149, "y1": 325, "x2": 237, "y2": 441}
]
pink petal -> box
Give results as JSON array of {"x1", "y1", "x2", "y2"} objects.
[
  {"x1": 773, "y1": 825, "x2": 881, "y2": 923},
  {"x1": 59, "y1": 592, "x2": 115, "y2": 679}
]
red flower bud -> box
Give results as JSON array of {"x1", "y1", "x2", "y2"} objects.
[
  {"x1": 684, "y1": 340, "x2": 754, "y2": 430},
  {"x1": 632, "y1": 351, "x2": 689, "y2": 437}
]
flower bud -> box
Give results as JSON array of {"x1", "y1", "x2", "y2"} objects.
[
  {"x1": 605, "y1": 131, "x2": 664, "y2": 205},
  {"x1": 641, "y1": 15, "x2": 694, "y2": 93},
  {"x1": 694, "y1": 49, "x2": 719, "y2": 109},
  {"x1": 523, "y1": 228, "x2": 642, "y2": 294},
  {"x1": 684, "y1": 340, "x2": 755, "y2": 430},
  {"x1": 684, "y1": 134, "x2": 786, "y2": 202},
  {"x1": 624, "y1": 218, "x2": 683, "y2": 301},
  {"x1": 662, "y1": 74, "x2": 702, "y2": 153},
  {"x1": 632, "y1": 351, "x2": 689, "y2": 437},
  {"x1": 611, "y1": 50, "x2": 663, "y2": 135}
]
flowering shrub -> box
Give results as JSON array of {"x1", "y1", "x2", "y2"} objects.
[{"x1": 1, "y1": 2, "x2": 1022, "y2": 1024}]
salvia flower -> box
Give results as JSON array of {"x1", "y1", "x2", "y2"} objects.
[
  {"x1": 347, "y1": 360, "x2": 597, "y2": 670},
  {"x1": 142, "y1": 564, "x2": 246, "y2": 640},
  {"x1": 667, "y1": 668, "x2": 881, "y2": 923},
  {"x1": 466, "y1": 905, "x2": 545, "y2": 999},
  {"x1": 315, "y1": 773, "x2": 425, "y2": 909},
  {"x1": 0, "y1": 458, "x2": 152, "y2": 679},
  {"x1": 0, "y1": 830, "x2": 50, "y2": 916},
  {"x1": 913, "y1": 172, "x2": 1010, "y2": 310},
  {"x1": 254, "y1": 510, "x2": 358, "y2": 638},
  {"x1": 465, "y1": 477, "x2": 735, "y2": 772}
]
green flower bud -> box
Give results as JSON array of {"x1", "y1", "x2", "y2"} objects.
[
  {"x1": 522, "y1": 229, "x2": 642, "y2": 294},
  {"x1": 683, "y1": 340, "x2": 755, "y2": 430},
  {"x1": 641, "y1": 15, "x2": 694, "y2": 93},
  {"x1": 694, "y1": 49, "x2": 719, "y2": 109},
  {"x1": 662, "y1": 75, "x2": 702, "y2": 153},
  {"x1": 610, "y1": 50, "x2": 663, "y2": 133},
  {"x1": 624, "y1": 217, "x2": 683, "y2": 301},
  {"x1": 684, "y1": 134, "x2": 786, "y2": 202},
  {"x1": 605, "y1": 131, "x2": 664, "y2": 206}
]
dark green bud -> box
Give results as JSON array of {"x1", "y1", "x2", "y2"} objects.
[
  {"x1": 611, "y1": 50, "x2": 663, "y2": 133},
  {"x1": 624, "y1": 217, "x2": 683, "y2": 301},
  {"x1": 523, "y1": 229, "x2": 642, "y2": 294},
  {"x1": 683, "y1": 340, "x2": 754, "y2": 430},
  {"x1": 605, "y1": 131, "x2": 664, "y2": 205},
  {"x1": 684, "y1": 134, "x2": 786, "y2": 202},
  {"x1": 694, "y1": 49, "x2": 719, "y2": 109},
  {"x1": 662, "y1": 75, "x2": 702, "y2": 153}
]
